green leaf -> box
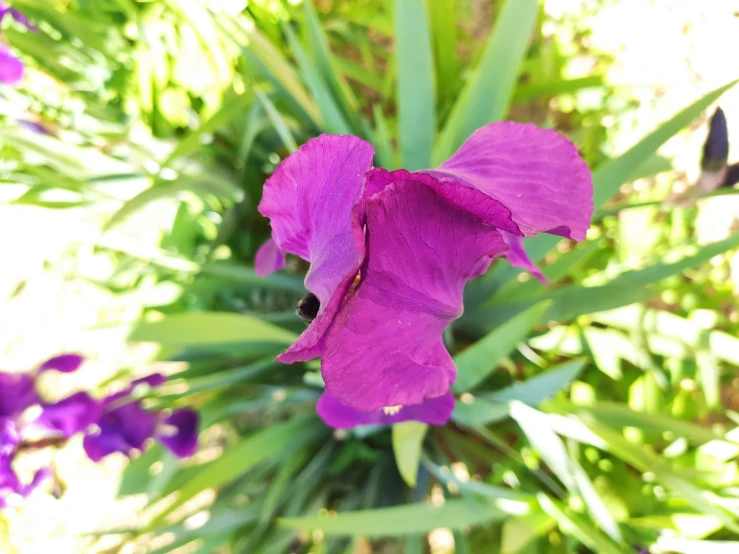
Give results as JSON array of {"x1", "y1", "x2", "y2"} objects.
[
  {"x1": 501, "y1": 509, "x2": 555, "y2": 554},
  {"x1": 593, "y1": 79, "x2": 738, "y2": 210},
  {"x1": 279, "y1": 499, "x2": 511, "y2": 536},
  {"x1": 302, "y1": 0, "x2": 363, "y2": 134},
  {"x1": 485, "y1": 359, "x2": 585, "y2": 406},
  {"x1": 392, "y1": 421, "x2": 428, "y2": 487},
  {"x1": 151, "y1": 414, "x2": 321, "y2": 526},
  {"x1": 475, "y1": 232, "x2": 739, "y2": 330},
  {"x1": 557, "y1": 401, "x2": 729, "y2": 444},
  {"x1": 281, "y1": 20, "x2": 351, "y2": 135},
  {"x1": 510, "y1": 402, "x2": 577, "y2": 492},
  {"x1": 426, "y1": 0, "x2": 458, "y2": 108},
  {"x1": 372, "y1": 104, "x2": 396, "y2": 169},
  {"x1": 197, "y1": 263, "x2": 306, "y2": 292},
  {"x1": 242, "y1": 27, "x2": 320, "y2": 126},
  {"x1": 127, "y1": 312, "x2": 296, "y2": 346},
  {"x1": 537, "y1": 494, "x2": 623, "y2": 554},
  {"x1": 395, "y1": 0, "x2": 435, "y2": 170},
  {"x1": 653, "y1": 539, "x2": 739, "y2": 554},
  {"x1": 160, "y1": 95, "x2": 252, "y2": 168},
  {"x1": 104, "y1": 175, "x2": 240, "y2": 231},
  {"x1": 453, "y1": 300, "x2": 550, "y2": 392},
  {"x1": 453, "y1": 396, "x2": 509, "y2": 426},
  {"x1": 511, "y1": 76, "x2": 604, "y2": 104},
  {"x1": 255, "y1": 89, "x2": 298, "y2": 153},
  {"x1": 433, "y1": 0, "x2": 538, "y2": 162}
]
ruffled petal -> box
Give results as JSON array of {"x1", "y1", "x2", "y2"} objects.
[
  {"x1": 424, "y1": 121, "x2": 593, "y2": 241},
  {"x1": 0, "y1": 372, "x2": 38, "y2": 418},
  {"x1": 258, "y1": 134, "x2": 375, "y2": 362},
  {"x1": 38, "y1": 353, "x2": 84, "y2": 374},
  {"x1": 0, "y1": 46, "x2": 23, "y2": 85},
  {"x1": 37, "y1": 392, "x2": 102, "y2": 437},
  {"x1": 321, "y1": 175, "x2": 507, "y2": 411},
  {"x1": 254, "y1": 238, "x2": 286, "y2": 277},
  {"x1": 501, "y1": 231, "x2": 549, "y2": 285},
  {"x1": 156, "y1": 409, "x2": 199, "y2": 458},
  {"x1": 317, "y1": 391, "x2": 455, "y2": 429}
]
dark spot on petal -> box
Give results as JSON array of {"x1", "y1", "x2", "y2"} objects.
[{"x1": 296, "y1": 293, "x2": 320, "y2": 323}]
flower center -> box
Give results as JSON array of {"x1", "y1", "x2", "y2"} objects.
[
  {"x1": 296, "y1": 293, "x2": 320, "y2": 323},
  {"x1": 382, "y1": 405, "x2": 403, "y2": 416}
]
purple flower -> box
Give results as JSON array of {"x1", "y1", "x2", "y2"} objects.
[
  {"x1": 0, "y1": 418, "x2": 19, "y2": 458},
  {"x1": 0, "y1": 372, "x2": 39, "y2": 418},
  {"x1": 82, "y1": 374, "x2": 199, "y2": 461},
  {"x1": 0, "y1": 1, "x2": 37, "y2": 85},
  {"x1": 0, "y1": 458, "x2": 50, "y2": 508},
  {"x1": 0, "y1": 355, "x2": 86, "y2": 419},
  {"x1": 37, "y1": 392, "x2": 102, "y2": 438},
  {"x1": 317, "y1": 391, "x2": 455, "y2": 429},
  {"x1": 38, "y1": 353, "x2": 84, "y2": 374},
  {"x1": 0, "y1": 45, "x2": 23, "y2": 84},
  {"x1": 501, "y1": 231, "x2": 549, "y2": 285},
  {"x1": 257, "y1": 122, "x2": 592, "y2": 427}
]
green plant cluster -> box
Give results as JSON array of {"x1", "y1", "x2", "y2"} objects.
[{"x1": 1, "y1": 0, "x2": 739, "y2": 552}]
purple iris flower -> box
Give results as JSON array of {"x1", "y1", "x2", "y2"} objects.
[
  {"x1": 0, "y1": 458, "x2": 50, "y2": 508},
  {"x1": 317, "y1": 391, "x2": 455, "y2": 429},
  {"x1": 0, "y1": 1, "x2": 36, "y2": 85},
  {"x1": 256, "y1": 122, "x2": 593, "y2": 429},
  {"x1": 82, "y1": 374, "x2": 199, "y2": 461},
  {"x1": 0, "y1": 372, "x2": 39, "y2": 418}
]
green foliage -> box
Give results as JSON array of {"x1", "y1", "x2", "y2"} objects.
[{"x1": 2, "y1": 0, "x2": 739, "y2": 552}]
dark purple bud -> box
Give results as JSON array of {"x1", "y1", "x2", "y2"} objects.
[
  {"x1": 702, "y1": 107, "x2": 729, "y2": 172},
  {"x1": 38, "y1": 354, "x2": 84, "y2": 374},
  {"x1": 0, "y1": 372, "x2": 39, "y2": 418},
  {"x1": 722, "y1": 162, "x2": 739, "y2": 188},
  {"x1": 37, "y1": 392, "x2": 102, "y2": 437},
  {"x1": 156, "y1": 409, "x2": 199, "y2": 458}
]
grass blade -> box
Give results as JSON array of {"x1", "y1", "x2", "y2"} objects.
[
  {"x1": 433, "y1": 0, "x2": 538, "y2": 162},
  {"x1": 395, "y1": 0, "x2": 435, "y2": 170}
]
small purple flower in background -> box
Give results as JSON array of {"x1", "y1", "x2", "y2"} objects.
[
  {"x1": 81, "y1": 374, "x2": 199, "y2": 462},
  {"x1": 0, "y1": 356, "x2": 199, "y2": 509},
  {"x1": 0, "y1": 1, "x2": 36, "y2": 85},
  {"x1": 0, "y1": 354, "x2": 86, "y2": 508},
  {"x1": 257, "y1": 122, "x2": 593, "y2": 429}
]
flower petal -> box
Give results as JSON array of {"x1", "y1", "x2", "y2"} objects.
[
  {"x1": 156, "y1": 409, "x2": 199, "y2": 458},
  {"x1": 254, "y1": 238, "x2": 286, "y2": 277},
  {"x1": 83, "y1": 401, "x2": 158, "y2": 462},
  {"x1": 38, "y1": 353, "x2": 84, "y2": 374},
  {"x1": 258, "y1": 135, "x2": 375, "y2": 363},
  {"x1": 0, "y1": 418, "x2": 19, "y2": 458},
  {"x1": 501, "y1": 231, "x2": 549, "y2": 285},
  {"x1": 0, "y1": 46, "x2": 23, "y2": 85},
  {"x1": 0, "y1": 372, "x2": 38, "y2": 418},
  {"x1": 317, "y1": 391, "x2": 455, "y2": 429},
  {"x1": 37, "y1": 392, "x2": 102, "y2": 437},
  {"x1": 321, "y1": 175, "x2": 507, "y2": 411},
  {"x1": 425, "y1": 122, "x2": 593, "y2": 241}
]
